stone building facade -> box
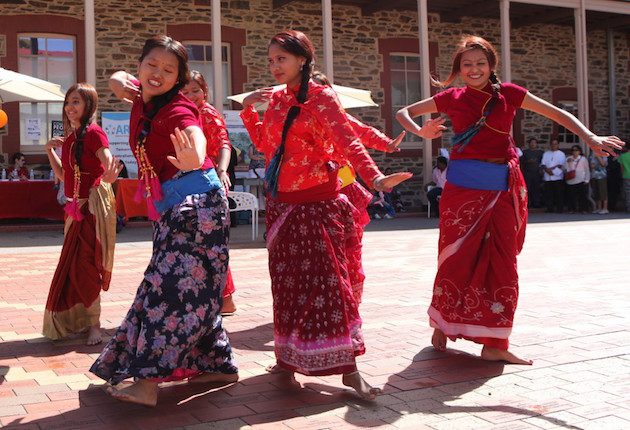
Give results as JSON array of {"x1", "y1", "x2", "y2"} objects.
[{"x1": 0, "y1": 0, "x2": 628, "y2": 207}]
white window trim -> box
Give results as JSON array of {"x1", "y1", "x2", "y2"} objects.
[
  {"x1": 389, "y1": 52, "x2": 422, "y2": 150},
  {"x1": 17, "y1": 33, "x2": 76, "y2": 154},
  {"x1": 184, "y1": 40, "x2": 231, "y2": 110}
]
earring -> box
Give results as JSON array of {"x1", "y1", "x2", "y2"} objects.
[{"x1": 300, "y1": 63, "x2": 305, "y2": 71}]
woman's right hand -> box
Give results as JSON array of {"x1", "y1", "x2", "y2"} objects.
[
  {"x1": 242, "y1": 87, "x2": 274, "y2": 109},
  {"x1": 110, "y1": 72, "x2": 140, "y2": 104},
  {"x1": 374, "y1": 172, "x2": 413, "y2": 192},
  {"x1": 45, "y1": 137, "x2": 64, "y2": 151}
]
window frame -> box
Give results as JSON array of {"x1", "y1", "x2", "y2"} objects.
[{"x1": 184, "y1": 40, "x2": 232, "y2": 111}]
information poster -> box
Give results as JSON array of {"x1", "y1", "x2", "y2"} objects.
[
  {"x1": 26, "y1": 118, "x2": 41, "y2": 141},
  {"x1": 102, "y1": 112, "x2": 137, "y2": 178},
  {"x1": 223, "y1": 110, "x2": 253, "y2": 165}
]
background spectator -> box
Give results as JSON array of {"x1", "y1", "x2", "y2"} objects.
[
  {"x1": 565, "y1": 145, "x2": 590, "y2": 214},
  {"x1": 619, "y1": 146, "x2": 630, "y2": 212},
  {"x1": 541, "y1": 138, "x2": 566, "y2": 213},
  {"x1": 8, "y1": 152, "x2": 28, "y2": 181},
  {"x1": 426, "y1": 156, "x2": 447, "y2": 217},
  {"x1": 589, "y1": 151, "x2": 608, "y2": 214},
  {"x1": 520, "y1": 137, "x2": 544, "y2": 208}
]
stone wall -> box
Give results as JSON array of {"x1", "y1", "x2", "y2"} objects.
[{"x1": 0, "y1": 0, "x2": 628, "y2": 207}]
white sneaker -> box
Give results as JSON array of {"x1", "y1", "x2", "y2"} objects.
[
  {"x1": 592, "y1": 210, "x2": 600, "y2": 214},
  {"x1": 373, "y1": 214, "x2": 381, "y2": 220},
  {"x1": 384, "y1": 214, "x2": 393, "y2": 219},
  {"x1": 599, "y1": 209, "x2": 609, "y2": 214}
]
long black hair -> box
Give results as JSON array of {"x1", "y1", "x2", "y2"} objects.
[
  {"x1": 269, "y1": 30, "x2": 315, "y2": 148},
  {"x1": 137, "y1": 35, "x2": 190, "y2": 143},
  {"x1": 62, "y1": 83, "x2": 98, "y2": 169}
]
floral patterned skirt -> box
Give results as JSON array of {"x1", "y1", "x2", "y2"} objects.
[
  {"x1": 90, "y1": 189, "x2": 238, "y2": 384},
  {"x1": 429, "y1": 161, "x2": 528, "y2": 350},
  {"x1": 266, "y1": 195, "x2": 364, "y2": 376}
]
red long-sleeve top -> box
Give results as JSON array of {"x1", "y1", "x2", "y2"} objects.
[
  {"x1": 240, "y1": 81, "x2": 382, "y2": 193},
  {"x1": 199, "y1": 102, "x2": 231, "y2": 164}
]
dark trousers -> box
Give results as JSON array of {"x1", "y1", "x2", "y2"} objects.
[
  {"x1": 427, "y1": 187, "x2": 443, "y2": 216},
  {"x1": 523, "y1": 170, "x2": 542, "y2": 207},
  {"x1": 566, "y1": 182, "x2": 589, "y2": 213},
  {"x1": 544, "y1": 180, "x2": 564, "y2": 213}
]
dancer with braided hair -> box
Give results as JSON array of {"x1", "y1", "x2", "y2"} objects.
[
  {"x1": 397, "y1": 35, "x2": 624, "y2": 364},
  {"x1": 90, "y1": 35, "x2": 238, "y2": 407},
  {"x1": 239, "y1": 30, "x2": 411, "y2": 400},
  {"x1": 43, "y1": 83, "x2": 121, "y2": 345}
]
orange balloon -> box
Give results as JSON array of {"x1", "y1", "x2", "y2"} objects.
[{"x1": 0, "y1": 110, "x2": 7, "y2": 128}]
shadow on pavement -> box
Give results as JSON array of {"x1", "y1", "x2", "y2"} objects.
[{"x1": 228, "y1": 322, "x2": 274, "y2": 352}]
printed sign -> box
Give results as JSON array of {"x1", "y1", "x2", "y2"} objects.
[
  {"x1": 102, "y1": 111, "x2": 137, "y2": 178},
  {"x1": 26, "y1": 118, "x2": 41, "y2": 141},
  {"x1": 223, "y1": 110, "x2": 254, "y2": 164},
  {"x1": 51, "y1": 120, "x2": 64, "y2": 139}
]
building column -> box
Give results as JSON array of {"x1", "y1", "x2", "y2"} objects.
[
  {"x1": 84, "y1": 0, "x2": 96, "y2": 86},
  {"x1": 574, "y1": 0, "x2": 589, "y2": 141},
  {"x1": 500, "y1": 0, "x2": 512, "y2": 83},
  {"x1": 212, "y1": 0, "x2": 223, "y2": 113},
  {"x1": 322, "y1": 0, "x2": 334, "y2": 82},
  {"x1": 417, "y1": 0, "x2": 432, "y2": 184},
  {"x1": 607, "y1": 28, "x2": 617, "y2": 136}
]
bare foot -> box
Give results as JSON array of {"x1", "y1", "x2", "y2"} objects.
[
  {"x1": 265, "y1": 363, "x2": 291, "y2": 374},
  {"x1": 342, "y1": 371, "x2": 381, "y2": 401},
  {"x1": 188, "y1": 372, "x2": 239, "y2": 384},
  {"x1": 481, "y1": 346, "x2": 533, "y2": 365},
  {"x1": 86, "y1": 325, "x2": 102, "y2": 345},
  {"x1": 266, "y1": 364, "x2": 300, "y2": 388},
  {"x1": 107, "y1": 380, "x2": 158, "y2": 407},
  {"x1": 221, "y1": 294, "x2": 237, "y2": 315},
  {"x1": 431, "y1": 328, "x2": 447, "y2": 351}
]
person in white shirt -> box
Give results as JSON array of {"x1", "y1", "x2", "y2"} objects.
[
  {"x1": 426, "y1": 156, "x2": 448, "y2": 217},
  {"x1": 565, "y1": 145, "x2": 591, "y2": 213},
  {"x1": 540, "y1": 138, "x2": 566, "y2": 213}
]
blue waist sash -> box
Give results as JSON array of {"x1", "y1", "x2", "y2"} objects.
[
  {"x1": 446, "y1": 159, "x2": 509, "y2": 191},
  {"x1": 154, "y1": 168, "x2": 222, "y2": 214}
]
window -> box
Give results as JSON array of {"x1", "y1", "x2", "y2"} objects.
[
  {"x1": 17, "y1": 35, "x2": 75, "y2": 149},
  {"x1": 389, "y1": 53, "x2": 422, "y2": 145},
  {"x1": 185, "y1": 42, "x2": 231, "y2": 110},
  {"x1": 556, "y1": 101, "x2": 579, "y2": 147}
]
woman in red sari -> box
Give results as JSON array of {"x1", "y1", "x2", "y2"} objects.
[
  {"x1": 43, "y1": 83, "x2": 121, "y2": 345},
  {"x1": 182, "y1": 70, "x2": 237, "y2": 315},
  {"x1": 240, "y1": 30, "x2": 411, "y2": 399},
  {"x1": 397, "y1": 35, "x2": 624, "y2": 364}
]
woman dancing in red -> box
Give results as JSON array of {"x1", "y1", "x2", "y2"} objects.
[
  {"x1": 397, "y1": 35, "x2": 624, "y2": 364},
  {"x1": 240, "y1": 30, "x2": 411, "y2": 399}
]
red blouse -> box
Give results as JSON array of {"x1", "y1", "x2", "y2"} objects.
[
  {"x1": 199, "y1": 102, "x2": 231, "y2": 164},
  {"x1": 433, "y1": 82, "x2": 527, "y2": 160},
  {"x1": 129, "y1": 90, "x2": 212, "y2": 183},
  {"x1": 7, "y1": 166, "x2": 28, "y2": 180},
  {"x1": 61, "y1": 123, "x2": 109, "y2": 199},
  {"x1": 346, "y1": 114, "x2": 391, "y2": 152},
  {"x1": 240, "y1": 81, "x2": 382, "y2": 192}
]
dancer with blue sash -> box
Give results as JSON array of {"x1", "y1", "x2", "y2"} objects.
[{"x1": 397, "y1": 35, "x2": 623, "y2": 364}]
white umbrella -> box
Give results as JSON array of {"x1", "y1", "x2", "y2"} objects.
[
  {"x1": 227, "y1": 83, "x2": 378, "y2": 111},
  {"x1": 0, "y1": 67, "x2": 66, "y2": 103}
]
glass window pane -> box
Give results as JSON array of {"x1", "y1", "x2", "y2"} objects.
[
  {"x1": 48, "y1": 56, "x2": 75, "y2": 92},
  {"x1": 204, "y1": 45, "x2": 213, "y2": 62},
  {"x1": 390, "y1": 71, "x2": 406, "y2": 106},
  {"x1": 188, "y1": 45, "x2": 204, "y2": 61},
  {"x1": 406, "y1": 71, "x2": 421, "y2": 104},
  {"x1": 19, "y1": 102, "x2": 47, "y2": 146},
  {"x1": 390, "y1": 55, "x2": 405, "y2": 70},
  {"x1": 406, "y1": 55, "x2": 420, "y2": 71},
  {"x1": 221, "y1": 46, "x2": 228, "y2": 62},
  {"x1": 47, "y1": 38, "x2": 73, "y2": 55}
]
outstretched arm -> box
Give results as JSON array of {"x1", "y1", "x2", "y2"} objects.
[
  {"x1": 521, "y1": 92, "x2": 625, "y2": 156},
  {"x1": 109, "y1": 71, "x2": 140, "y2": 104}
]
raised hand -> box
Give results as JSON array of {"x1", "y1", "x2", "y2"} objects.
[
  {"x1": 242, "y1": 87, "x2": 274, "y2": 109},
  {"x1": 110, "y1": 72, "x2": 140, "y2": 104},
  {"x1": 416, "y1": 116, "x2": 447, "y2": 140},
  {"x1": 45, "y1": 137, "x2": 64, "y2": 151},
  {"x1": 387, "y1": 131, "x2": 406, "y2": 152},
  {"x1": 102, "y1": 157, "x2": 124, "y2": 184},
  {"x1": 586, "y1": 135, "x2": 625, "y2": 157},
  {"x1": 167, "y1": 127, "x2": 203, "y2": 171},
  {"x1": 374, "y1": 172, "x2": 413, "y2": 192}
]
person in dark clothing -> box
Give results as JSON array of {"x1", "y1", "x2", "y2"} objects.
[
  {"x1": 607, "y1": 155, "x2": 622, "y2": 212},
  {"x1": 520, "y1": 137, "x2": 544, "y2": 208}
]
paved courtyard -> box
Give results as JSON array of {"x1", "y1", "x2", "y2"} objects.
[{"x1": 0, "y1": 212, "x2": 629, "y2": 429}]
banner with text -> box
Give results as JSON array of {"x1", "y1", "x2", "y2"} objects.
[{"x1": 102, "y1": 112, "x2": 137, "y2": 178}]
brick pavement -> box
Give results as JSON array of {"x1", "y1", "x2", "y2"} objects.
[{"x1": 0, "y1": 213, "x2": 629, "y2": 429}]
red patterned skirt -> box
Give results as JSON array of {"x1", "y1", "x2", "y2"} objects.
[
  {"x1": 266, "y1": 195, "x2": 365, "y2": 376},
  {"x1": 429, "y1": 161, "x2": 528, "y2": 350},
  {"x1": 339, "y1": 181, "x2": 373, "y2": 303}
]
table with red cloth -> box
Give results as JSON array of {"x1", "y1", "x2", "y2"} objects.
[
  {"x1": 114, "y1": 178, "x2": 147, "y2": 221},
  {"x1": 0, "y1": 180, "x2": 64, "y2": 220}
]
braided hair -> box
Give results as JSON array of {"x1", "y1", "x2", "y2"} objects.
[
  {"x1": 137, "y1": 35, "x2": 190, "y2": 143},
  {"x1": 62, "y1": 83, "x2": 98, "y2": 169},
  {"x1": 270, "y1": 31, "x2": 315, "y2": 148}
]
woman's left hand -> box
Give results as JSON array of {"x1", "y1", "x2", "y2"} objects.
[
  {"x1": 586, "y1": 135, "x2": 625, "y2": 157},
  {"x1": 168, "y1": 127, "x2": 203, "y2": 171},
  {"x1": 374, "y1": 172, "x2": 413, "y2": 192},
  {"x1": 101, "y1": 157, "x2": 124, "y2": 184},
  {"x1": 218, "y1": 170, "x2": 231, "y2": 190},
  {"x1": 386, "y1": 131, "x2": 406, "y2": 152}
]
